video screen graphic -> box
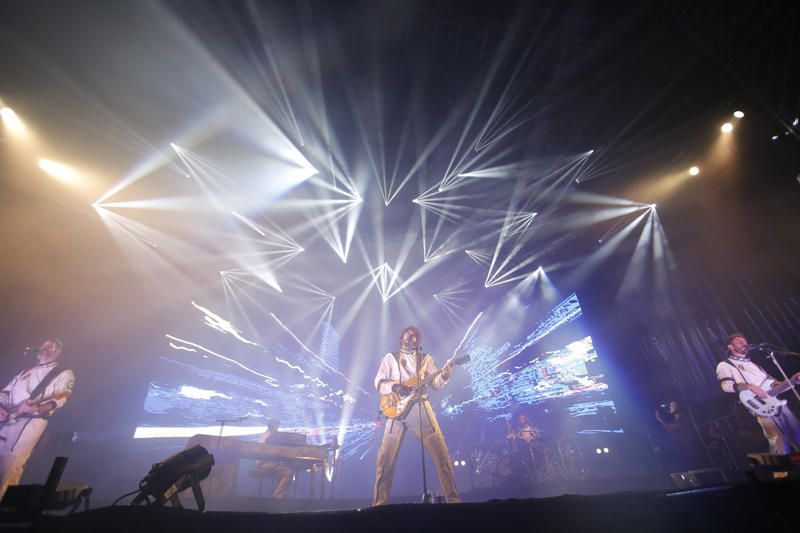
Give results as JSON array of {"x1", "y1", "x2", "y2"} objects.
[{"x1": 441, "y1": 293, "x2": 621, "y2": 436}]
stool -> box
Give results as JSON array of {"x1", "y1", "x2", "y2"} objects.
[{"x1": 249, "y1": 469, "x2": 276, "y2": 497}]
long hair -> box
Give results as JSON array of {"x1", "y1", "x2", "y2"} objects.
[{"x1": 399, "y1": 325, "x2": 422, "y2": 348}]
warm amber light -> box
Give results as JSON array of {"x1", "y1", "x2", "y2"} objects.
[
  {"x1": 39, "y1": 159, "x2": 80, "y2": 184},
  {"x1": 1, "y1": 107, "x2": 27, "y2": 136}
]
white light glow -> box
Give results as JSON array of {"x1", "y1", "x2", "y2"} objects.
[
  {"x1": 179, "y1": 385, "x2": 232, "y2": 401},
  {"x1": 721, "y1": 122, "x2": 733, "y2": 133},
  {"x1": 1, "y1": 107, "x2": 27, "y2": 136},
  {"x1": 38, "y1": 159, "x2": 81, "y2": 185},
  {"x1": 733, "y1": 111, "x2": 744, "y2": 119},
  {"x1": 689, "y1": 166, "x2": 700, "y2": 176}
]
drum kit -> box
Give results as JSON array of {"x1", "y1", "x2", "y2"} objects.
[{"x1": 474, "y1": 430, "x2": 586, "y2": 486}]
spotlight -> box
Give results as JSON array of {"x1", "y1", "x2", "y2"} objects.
[
  {"x1": 689, "y1": 166, "x2": 700, "y2": 176},
  {"x1": 1, "y1": 107, "x2": 26, "y2": 135},
  {"x1": 453, "y1": 460, "x2": 459, "y2": 467},
  {"x1": 793, "y1": 118, "x2": 799, "y2": 127},
  {"x1": 649, "y1": 204, "x2": 657, "y2": 210},
  {"x1": 733, "y1": 111, "x2": 744, "y2": 119},
  {"x1": 460, "y1": 460, "x2": 466, "y2": 467},
  {"x1": 721, "y1": 122, "x2": 733, "y2": 133},
  {"x1": 596, "y1": 448, "x2": 602, "y2": 455},
  {"x1": 772, "y1": 135, "x2": 779, "y2": 141},
  {"x1": 603, "y1": 447, "x2": 610, "y2": 454},
  {"x1": 38, "y1": 159, "x2": 80, "y2": 184},
  {"x1": 130, "y1": 445, "x2": 214, "y2": 511}
]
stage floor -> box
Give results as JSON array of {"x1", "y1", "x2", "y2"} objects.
[{"x1": 2, "y1": 479, "x2": 798, "y2": 532}]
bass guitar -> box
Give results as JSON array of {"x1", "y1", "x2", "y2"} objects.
[
  {"x1": 379, "y1": 354, "x2": 470, "y2": 419},
  {"x1": 739, "y1": 376, "x2": 800, "y2": 417}
]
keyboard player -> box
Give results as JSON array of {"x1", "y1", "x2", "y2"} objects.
[{"x1": 255, "y1": 419, "x2": 294, "y2": 498}]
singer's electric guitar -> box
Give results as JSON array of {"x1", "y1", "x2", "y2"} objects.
[
  {"x1": 0, "y1": 400, "x2": 36, "y2": 429},
  {"x1": 739, "y1": 376, "x2": 800, "y2": 417},
  {"x1": 379, "y1": 354, "x2": 470, "y2": 419}
]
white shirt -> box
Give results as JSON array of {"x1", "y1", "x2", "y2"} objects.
[
  {"x1": 716, "y1": 356, "x2": 775, "y2": 394},
  {"x1": 0, "y1": 362, "x2": 75, "y2": 413},
  {"x1": 374, "y1": 351, "x2": 449, "y2": 395}
]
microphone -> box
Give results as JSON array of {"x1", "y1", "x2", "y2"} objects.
[
  {"x1": 747, "y1": 343, "x2": 767, "y2": 351},
  {"x1": 24, "y1": 346, "x2": 40, "y2": 355}
]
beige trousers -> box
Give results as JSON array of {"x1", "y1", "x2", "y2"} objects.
[
  {"x1": 0, "y1": 418, "x2": 48, "y2": 500},
  {"x1": 373, "y1": 400, "x2": 460, "y2": 505},
  {"x1": 757, "y1": 408, "x2": 800, "y2": 454}
]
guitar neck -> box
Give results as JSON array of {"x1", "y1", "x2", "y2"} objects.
[
  {"x1": 770, "y1": 377, "x2": 800, "y2": 397},
  {"x1": 420, "y1": 367, "x2": 446, "y2": 387}
]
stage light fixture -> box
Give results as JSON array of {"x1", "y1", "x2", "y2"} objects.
[
  {"x1": 733, "y1": 111, "x2": 744, "y2": 119},
  {"x1": 38, "y1": 159, "x2": 80, "y2": 185},
  {"x1": 130, "y1": 445, "x2": 214, "y2": 511},
  {"x1": 721, "y1": 122, "x2": 733, "y2": 133},
  {"x1": 603, "y1": 447, "x2": 609, "y2": 454},
  {"x1": 453, "y1": 460, "x2": 458, "y2": 466},
  {"x1": 689, "y1": 166, "x2": 700, "y2": 176},
  {"x1": 596, "y1": 448, "x2": 602, "y2": 455},
  {"x1": 1, "y1": 107, "x2": 26, "y2": 135},
  {"x1": 460, "y1": 460, "x2": 466, "y2": 466},
  {"x1": 772, "y1": 135, "x2": 779, "y2": 141}
]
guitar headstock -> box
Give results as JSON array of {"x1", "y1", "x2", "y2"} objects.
[{"x1": 451, "y1": 354, "x2": 471, "y2": 365}]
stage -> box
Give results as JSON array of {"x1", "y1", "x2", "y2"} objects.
[{"x1": 2, "y1": 480, "x2": 798, "y2": 532}]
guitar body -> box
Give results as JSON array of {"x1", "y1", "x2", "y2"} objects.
[
  {"x1": 0, "y1": 404, "x2": 23, "y2": 429},
  {"x1": 378, "y1": 354, "x2": 471, "y2": 419},
  {"x1": 739, "y1": 390, "x2": 787, "y2": 417},
  {"x1": 379, "y1": 376, "x2": 424, "y2": 420},
  {"x1": 738, "y1": 376, "x2": 800, "y2": 418}
]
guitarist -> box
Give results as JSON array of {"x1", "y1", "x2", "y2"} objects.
[
  {"x1": 0, "y1": 339, "x2": 75, "y2": 499},
  {"x1": 716, "y1": 332, "x2": 800, "y2": 454},
  {"x1": 372, "y1": 326, "x2": 460, "y2": 505}
]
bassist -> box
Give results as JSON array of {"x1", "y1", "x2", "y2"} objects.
[{"x1": 716, "y1": 332, "x2": 800, "y2": 454}]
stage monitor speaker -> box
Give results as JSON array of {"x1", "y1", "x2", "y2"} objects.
[
  {"x1": 0, "y1": 456, "x2": 89, "y2": 515},
  {"x1": 747, "y1": 453, "x2": 800, "y2": 481},
  {"x1": 670, "y1": 467, "x2": 727, "y2": 489}
]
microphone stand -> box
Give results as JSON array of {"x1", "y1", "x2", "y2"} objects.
[
  {"x1": 415, "y1": 347, "x2": 432, "y2": 504},
  {"x1": 0, "y1": 348, "x2": 37, "y2": 363},
  {"x1": 763, "y1": 345, "x2": 800, "y2": 404},
  {"x1": 215, "y1": 416, "x2": 247, "y2": 449}
]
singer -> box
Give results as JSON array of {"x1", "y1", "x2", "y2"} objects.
[
  {"x1": 372, "y1": 326, "x2": 460, "y2": 505},
  {"x1": 0, "y1": 339, "x2": 75, "y2": 499}
]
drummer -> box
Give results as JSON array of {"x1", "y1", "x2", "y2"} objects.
[{"x1": 508, "y1": 413, "x2": 539, "y2": 443}]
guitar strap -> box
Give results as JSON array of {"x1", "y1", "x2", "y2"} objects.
[
  {"x1": 26, "y1": 365, "x2": 68, "y2": 407},
  {"x1": 724, "y1": 359, "x2": 773, "y2": 388},
  {"x1": 722, "y1": 360, "x2": 749, "y2": 385}
]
